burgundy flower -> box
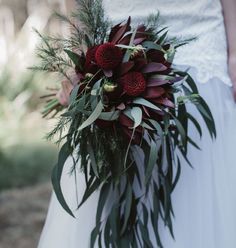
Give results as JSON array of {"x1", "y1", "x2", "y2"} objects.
[
  {"x1": 95, "y1": 43, "x2": 123, "y2": 70},
  {"x1": 120, "y1": 72, "x2": 146, "y2": 96},
  {"x1": 85, "y1": 45, "x2": 99, "y2": 73},
  {"x1": 86, "y1": 46, "x2": 99, "y2": 63}
]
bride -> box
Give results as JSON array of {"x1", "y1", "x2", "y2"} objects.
[{"x1": 38, "y1": 0, "x2": 236, "y2": 247}]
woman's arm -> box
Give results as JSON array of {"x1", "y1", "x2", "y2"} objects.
[{"x1": 221, "y1": 0, "x2": 236, "y2": 100}]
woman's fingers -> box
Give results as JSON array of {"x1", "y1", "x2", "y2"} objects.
[{"x1": 56, "y1": 80, "x2": 74, "y2": 106}]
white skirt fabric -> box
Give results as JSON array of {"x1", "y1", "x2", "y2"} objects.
[{"x1": 38, "y1": 66, "x2": 236, "y2": 248}]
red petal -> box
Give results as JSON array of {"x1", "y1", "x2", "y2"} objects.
[
  {"x1": 137, "y1": 24, "x2": 146, "y2": 33},
  {"x1": 142, "y1": 87, "x2": 166, "y2": 99},
  {"x1": 119, "y1": 113, "x2": 133, "y2": 127},
  {"x1": 118, "y1": 33, "x2": 132, "y2": 45},
  {"x1": 117, "y1": 61, "x2": 134, "y2": 76},
  {"x1": 170, "y1": 76, "x2": 184, "y2": 83},
  {"x1": 111, "y1": 17, "x2": 131, "y2": 44},
  {"x1": 147, "y1": 78, "x2": 169, "y2": 87},
  {"x1": 149, "y1": 109, "x2": 164, "y2": 121},
  {"x1": 122, "y1": 127, "x2": 142, "y2": 145},
  {"x1": 151, "y1": 98, "x2": 175, "y2": 108},
  {"x1": 146, "y1": 50, "x2": 165, "y2": 63},
  {"x1": 142, "y1": 62, "x2": 167, "y2": 73},
  {"x1": 133, "y1": 37, "x2": 147, "y2": 45},
  {"x1": 109, "y1": 22, "x2": 123, "y2": 41}
]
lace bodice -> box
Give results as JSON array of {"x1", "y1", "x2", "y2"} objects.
[{"x1": 103, "y1": 0, "x2": 232, "y2": 86}]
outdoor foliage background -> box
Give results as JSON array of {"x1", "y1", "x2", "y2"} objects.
[{"x1": 0, "y1": 1, "x2": 68, "y2": 247}]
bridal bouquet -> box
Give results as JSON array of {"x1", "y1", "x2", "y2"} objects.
[{"x1": 33, "y1": 0, "x2": 215, "y2": 247}]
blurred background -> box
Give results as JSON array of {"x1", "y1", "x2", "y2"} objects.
[{"x1": 0, "y1": 0, "x2": 69, "y2": 247}]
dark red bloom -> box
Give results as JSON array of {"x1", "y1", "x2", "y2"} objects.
[
  {"x1": 120, "y1": 72, "x2": 146, "y2": 96},
  {"x1": 95, "y1": 43, "x2": 123, "y2": 70},
  {"x1": 85, "y1": 45, "x2": 99, "y2": 73},
  {"x1": 86, "y1": 45, "x2": 99, "y2": 62}
]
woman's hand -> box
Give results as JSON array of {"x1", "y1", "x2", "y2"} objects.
[
  {"x1": 56, "y1": 80, "x2": 74, "y2": 106},
  {"x1": 228, "y1": 55, "x2": 236, "y2": 101}
]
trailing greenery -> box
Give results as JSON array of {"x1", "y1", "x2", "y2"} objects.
[{"x1": 33, "y1": 1, "x2": 216, "y2": 247}]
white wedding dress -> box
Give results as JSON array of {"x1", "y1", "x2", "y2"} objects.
[{"x1": 38, "y1": 0, "x2": 236, "y2": 247}]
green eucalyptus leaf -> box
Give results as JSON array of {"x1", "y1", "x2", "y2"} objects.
[
  {"x1": 123, "y1": 27, "x2": 138, "y2": 62},
  {"x1": 69, "y1": 84, "x2": 80, "y2": 105},
  {"x1": 176, "y1": 71, "x2": 199, "y2": 94},
  {"x1": 78, "y1": 101, "x2": 103, "y2": 131},
  {"x1": 157, "y1": 30, "x2": 168, "y2": 45},
  {"x1": 109, "y1": 204, "x2": 119, "y2": 242},
  {"x1": 149, "y1": 119, "x2": 163, "y2": 138},
  {"x1": 51, "y1": 142, "x2": 75, "y2": 217},
  {"x1": 195, "y1": 97, "x2": 216, "y2": 138},
  {"x1": 150, "y1": 74, "x2": 176, "y2": 81},
  {"x1": 121, "y1": 183, "x2": 133, "y2": 234},
  {"x1": 104, "y1": 220, "x2": 111, "y2": 247},
  {"x1": 90, "y1": 222, "x2": 101, "y2": 248},
  {"x1": 187, "y1": 136, "x2": 201, "y2": 150},
  {"x1": 172, "y1": 156, "x2": 181, "y2": 191},
  {"x1": 196, "y1": 103, "x2": 212, "y2": 120},
  {"x1": 121, "y1": 236, "x2": 130, "y2": 247},
  {"x1": 187, "y1": 113, "x2": 202, "y2": 138},
  {"x1": 87, "y1": 140, "x2": 99, "y2": 178},
  {"x1": 99, "y1": 110, "x2": 120, "y2": 121},
  {"x1": 133, "y1": 98, "x2": 162, "y2": 111},
  {"x1": 64, "y1": 49, "x2": 82, "y2": 70},
  {"x1": 96, "y1": 183, "x2": 110, "y2": 224},
  {"x1": 141, "y1": 121, "x2": 155, "y2": 130},
  {"x1": 142, "y1": 203, "x2": 149, "y2": 227},
  {"x1": 165, "y1": 44, "x2": 176, "y2": 63},
  {"x1": 138, "y1": 220, "x2": 153, "y2": 247},
  {"x1": 90, "y1": 79, "x2": 103, "y2": 110},
  {"x1": 131, "y1": 107, "x2": 143, "y2": 128},
  {"x1": 179, "y1": 147, "x2": 193, "y2": 168},
  {"x1": 142, "y1": 41, "x2": 163, "y2": 51},
  {"x1": 145, "y1": 138, "x2": 160, "y2": 184},
  {"x1": 172, "y1": 116, "x2": 187, "y2": 146},
  {"x1": 77, "y1": 178, "x2": 100, "y2": 209}
]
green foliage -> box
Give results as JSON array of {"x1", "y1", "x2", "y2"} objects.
[
  {"x1": 33, "y1": 2, "x2": 216, "y2": 247},
  {"x1": 74, "y1": 0, "x2": 110, "y2": 44}
]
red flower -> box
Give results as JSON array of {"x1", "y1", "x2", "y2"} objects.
[
  {"x1": 86, "y1": 45, "x2": 99, "y2": 62},
  {"x1": 95, "y1": 43, "x2": 123, "y2": 70},
  {"x1": 120, "y1": 72, "x2": 146, "y2": 96},
  {"x1": 85, "y1": 45, "x2": 99, "y2": 73}
]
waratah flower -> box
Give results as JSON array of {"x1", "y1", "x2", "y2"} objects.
[
  {"x1": 85, "y1": 45, "x2": 99, "y2": 73},
  {"x1": 120, "y1": 72, "x2": 146, "y2": 96},
  {"x1": 86, "y1": 45, "x2": 99, "y2": 64},
  {"x1": 95, "y1": 43, "x2": 123, "y2": 70}
]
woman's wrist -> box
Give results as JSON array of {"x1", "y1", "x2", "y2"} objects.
[{"x1": 229, "y1": 52, "x2": 236, "y2": 62}]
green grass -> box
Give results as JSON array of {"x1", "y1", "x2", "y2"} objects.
[{"x1": 0, "y1": 143, "x2": 58, "y2": 191}]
